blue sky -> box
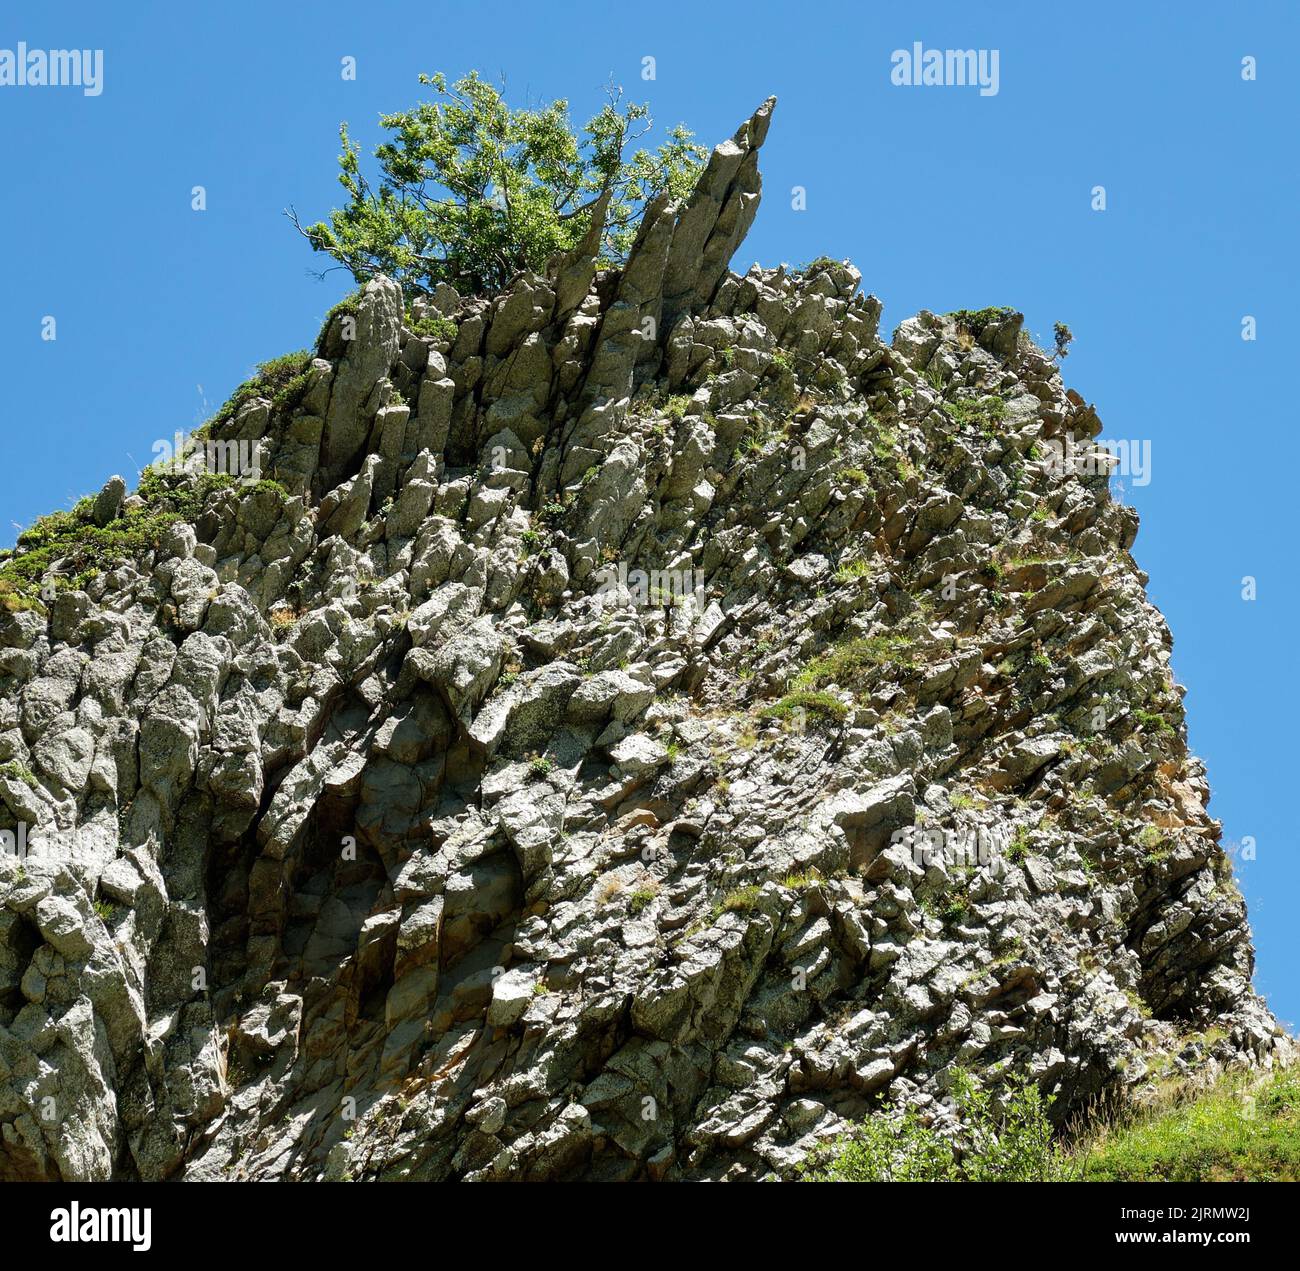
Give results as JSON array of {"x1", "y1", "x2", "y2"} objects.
[{"x1": 2, "y1": 1, "x2": 1295, "y2": 1025}]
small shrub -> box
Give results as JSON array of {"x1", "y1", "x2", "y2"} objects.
[
  {"x1": 0, "y1": 578, "x2": 46, "y2": 615},
  {"x1": 833, "y1": 557, "x2": 870, "y2": 584},
  {"x1": 1006, "y1": 826, "x2": 1032, "y2": 863},
  {"x1": 663, "y1": 394, "x2": 692, "y2": 422},
  {"x1": 1132, "y1": 708, "x2": 1174, "y2": 736},
  {"x1": 793, "y1": 633, "x2": 917, "y2": 692},
  {"x1": 758, "y1": 690, "x2": 849, "y2": 727},
  {"x1": 0, "y1": 479, "x2": 224, "y2": 603},
  {"x1": 803, "y1": 1071, "x2": 1070, "y2": 1181},
  {"x1": 0, "y1": 761, "x2": 39, "y2": 789},
  {"x1": 713, "y1": 885, "x2": 761, "y2": 919},
  {"x1": 949, "y1": 306, "x2": 1015, "y2": 335},
  {"x1": 409, "y1": 313, "x2": 458, "y2": 344},
  {"x1": 947, "y1": 394, "x2": 1008, "y2": 434}
]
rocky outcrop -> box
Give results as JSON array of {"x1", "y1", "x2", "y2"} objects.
[{"x1": 0, "y1": 99, "x2": 1288, "y2": 1183}]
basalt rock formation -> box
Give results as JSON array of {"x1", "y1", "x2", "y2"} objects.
[{"x1": 0, "y1": 98, "x2": 1289, "y2": 1182}]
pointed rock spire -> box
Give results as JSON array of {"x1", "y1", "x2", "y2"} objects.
[{"x1": 659, "y1": 95, "x2": 776, "y2": 331}]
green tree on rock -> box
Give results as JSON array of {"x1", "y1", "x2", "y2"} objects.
[{"x1": 289, "y1": 71, "x2": 706, "y2": 298}]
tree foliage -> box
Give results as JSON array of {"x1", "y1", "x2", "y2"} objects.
[{"x1": 290, "y1": 71, "x2": 706, "y2": 297}]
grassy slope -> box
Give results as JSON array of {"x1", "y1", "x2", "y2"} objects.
[{"x1": 1076, "y1": 1067, "x2": 1300, "y2": 1182}]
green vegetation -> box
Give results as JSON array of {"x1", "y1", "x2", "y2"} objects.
[
  {"x1": 780, "y1": 868, "x2": 824, "y2": 890},
  {"x1": 806, "y1": 1060, "x2": 1300, "y2": 1183},
  {"x1": 833, "y1": 557, "x2": 870, "y2": 584},
  {"x1": 1132, "y1": 707, "x2": 1175, "y2": 736},
  {"x1": 793, "y1": 632, "x2": 918, "y2": 692},
  {"x1": 212, "y1": 350, "x2": 314, "y2": 427},
  {"x1": 1138, "y1": 825, "x2": 1171, "y2": 865},
  {"x1": 758, "y1": 690, "x2": 850, "y2": 727},
  {"x1": 628, "y1": 887, "x2": 658, "y2": 916},
  {"x1": 731, "y1": 415, "x2": 780, "y2": 464},
  {"x1": 1006, "y1": 825, "x2": 1032, "y2": 863},
  {"x1": 946, "y1": 394, "x2": 1007, "y2": 434},
  {"x1": 863, "y1": 416, "x2": 900, "y2": 462},
  {"x1": 0, "y1": 578, "x2": 46, "y2": 615},
  {"x1": 293, "y1": 70, "x2": 706, "y2": 296},
  {"x1": 663, "y1": 394, "x2": 692, "y2": 422},
  {"x1": 1079, "y1": 1069, "x2": 1300, "y2": 1181},
  {"x1": 712, "y1": 885, "x2": 762, "y2": 920},
  {"x1": 0, "y1": 761, "x2": 39, "y2": 789},
  {"x1": 407, "y1": 312, "x2": 458, "y2": 344},
  {"x1": 802, "y1": 1071, "x2": 1070, "y2": 1181},
  {"x1": 0, "y1": 467, "x2": 243, "y2": 608},
  {"x1": 949, "y1": 306, "x2": 1015, "y2": 335},
  {"x1": 1138, "y1": 825, "x2": 1163, "y2": 849}
]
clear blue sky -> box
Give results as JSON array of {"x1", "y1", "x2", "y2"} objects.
[{"x1": 2, "y1": 1, "x2": 1295, "y2": 1026}]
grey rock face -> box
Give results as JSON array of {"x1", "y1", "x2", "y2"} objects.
[
  {"x1": 92, "y1": 475, "x2": 126, "y2": 527},
  {"x1": 0, "y1": 100, "x2": 1289, "y2": 1184},
  {"x1": 320, "y1": 276, "x2": 403, "y2": 484}
]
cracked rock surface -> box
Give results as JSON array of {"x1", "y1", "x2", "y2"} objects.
[{"x1": 0, "y1": 99, "x2": 1289, "y2": 1182}]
